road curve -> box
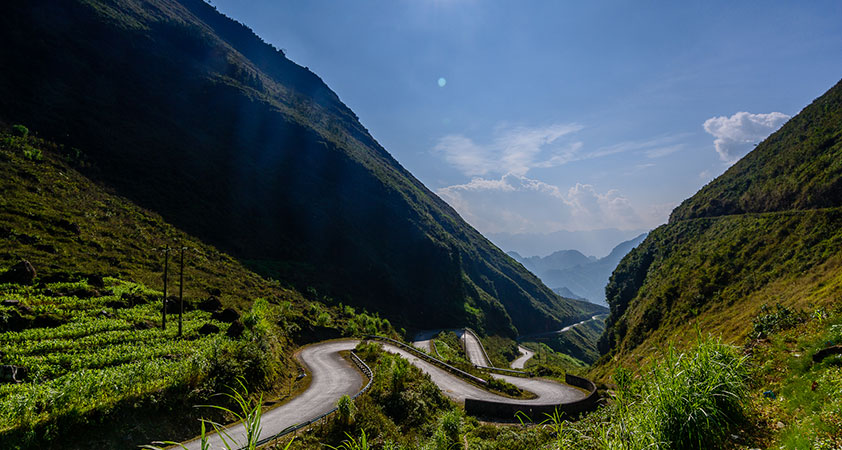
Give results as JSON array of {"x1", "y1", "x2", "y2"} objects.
[
  {"x1": 458, "y1": 329, "x2": 492, "y2": 367},
  {"x1": 510, "y1": 345, "x2": 534, "y2": 369},
  {"x1": 181, "y1": 340, "x2": 363, "y2": 450},
  {"x1": 181, "y1": 337, "x2": 586, "y2": 448},
  {"x1": 379, "y1": 343, "x2": 585, "y2": 405},
  {"x1": 518, "y1": 314, "x2": 603, "y2": 341},
  {"x1": 411, "y1": 330, "x2": 440, "y2": 352}
]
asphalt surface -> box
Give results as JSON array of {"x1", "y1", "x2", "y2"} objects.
[
  {"x1": 379, "y1": 342, "x2": 585, "y2": 405},
  {"x1": 181, "y1": 340, "x2": 363, "y2": 450},
  {"x1": 518, "y1": 315, "x2": 603, "y2": 341},
  {"x1": 410, "y1": 330, "x2": 440, "y2": 353},
  {"x1": 510, "y1": 346, "x2": 534, "y2": 369},
  {"x1": 458, "y1": 330, "x2": 492, "y2": 367},
  {"x1": 180, "y1": 337, "x2": 586, "y2": 448}
]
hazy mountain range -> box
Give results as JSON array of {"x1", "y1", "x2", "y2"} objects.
[
  {"x1": 509, "y1": 233, "x2": 648, "y2": 305},
  {"x1": 489, "y1": 228, "x2": 649, "y2": 259}
]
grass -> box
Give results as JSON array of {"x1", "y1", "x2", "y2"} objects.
[
  {"x1": 0, "y1": 278, "x2": 292, "y2": 449},
  {"x1": 750, "y1": 305, "x2": 842, "y2": 449}
]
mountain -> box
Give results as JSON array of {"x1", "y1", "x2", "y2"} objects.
[
  {"x1": 552, "y1": 287, "x2": 588, "y2": 302},
  {"x1": 508, "y1": 250, "x2": 594, "y2": 276},
  {"x1": 0, "y1": 0, "x2": 601, "y2": 336},
  {"x1": 597, "y1": 78, "x2": 842, "y2": 373},
  {"x1": 490, "y1": 228, "x2": 648, "y2": 258},
  {"x1": 510, "y1": 233, "x2": 648, "y2": 305}
]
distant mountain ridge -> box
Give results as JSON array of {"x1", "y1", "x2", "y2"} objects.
[
  {"x1": 0, "y1": 0, "x2": 602, "y2": 336},
  {"x1": 491, "y1": 228, "x2": 648, "y2": 258},
  {"x1": 509, "y1": 233, "x2": 648, "y2": 305}
]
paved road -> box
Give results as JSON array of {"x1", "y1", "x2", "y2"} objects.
[
  {"x1": 410, "y1": 330, "x2": 440, "y2": 353},
  {"x1": 458, "y1": 329, "x2": 492, "y2": 367},
  {"x1": 379, "y1": 343, "x2": 584, "y2": 405},
  {"x1": 180, "y1": 337, "x2": 586, "y2": 448},
  {"x1": 510, "y1": 346, "x2": 534, "y2": 369},
  {"x1": 518, "y1": 315, "x2": 603, "y2": 341},
  {"x1": 181, "y1": 340, "x2": 363, "y2": 450}
]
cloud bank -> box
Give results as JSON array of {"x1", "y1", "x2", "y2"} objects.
[
  {"x1": 437, "y1": 174, "x2": 654, "y2": 233},
  {"x1": 433, "y1": 123, "x2": 584, "y2": 176},
  {"x1": 703, "y1": 111, "x2": 790, "y2": 163}
]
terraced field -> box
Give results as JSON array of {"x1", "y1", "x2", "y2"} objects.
[{"x1": 0, "y1": 278, "x2": 241, "y2": 436}]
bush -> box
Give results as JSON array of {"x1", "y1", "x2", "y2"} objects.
[
  {"x1": 603, "y1": 335, "x2": 750, "y2": 450},
  {"x1": 337, "y1": 394, "x2": 355, "y2": 425},
  {"x1": 752, "y1": 303, "x2": 806, "y2": 338},
  {"x1": 11, "y1": 124, "x2": 28, "y2": 137}
]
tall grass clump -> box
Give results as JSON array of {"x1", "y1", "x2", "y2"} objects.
[{"x1": 606, "y1": 334, "x2": 749, "y2": 450}]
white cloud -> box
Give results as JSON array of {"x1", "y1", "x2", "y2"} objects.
[
  {"x1": 703, "y1": 111, "x2": 790, "y2": 163},
  {"x1": 437, "y1": 174, "x2": 658, "y2": 234},
  {"x1": 432, "y1": 123, "x2": 583, "y2": 176}
]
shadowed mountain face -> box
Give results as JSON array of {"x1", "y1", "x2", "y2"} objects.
[
  {"x1": 0, "y1": 0, "x2": 602, "y2": 335},
  {"x1": 510, "y1": 234, "x2": 648, "y2": 305},
  {"x1": 597, "y1": 79, "x2": 842, "y2": 369}
]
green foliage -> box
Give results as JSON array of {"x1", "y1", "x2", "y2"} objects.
[
  {"x1": 0, "y1": 0, "x2": 600, "y2": 339},
  {"x1": 337, "y1": 394, "x2": 355, "y2": 425},
  {"x1": 0, "y1": 278, "x2": 290, "y2": 448},
  {"x1": 11, "y1": 124, "x2": 28, "y2": 137},
  {"x1": 326, "y1": 430, "x2": 369, "y2": 450},
  {"x1": 751, "y1": 307, "x2": 842, "y2": 449},
  {"x1": 600, "y1": 206, "x2": 842, "y2": 367},
  {"x1": 479, "y1": 334, "x2": 520, "y2": 367},
  {"x1": 752, "y1": 303, "x2": 806, "y2": 338},
  {"x1": 603, "y1": 335, "x2": 749, "y2": 450},
  {"x1": 600, "y1": 79, "x2": 842, "y2": 369},
  {"x1": 671, "y1": 79, "x2": 842, "y2": 221}
]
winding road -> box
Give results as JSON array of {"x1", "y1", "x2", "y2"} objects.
[
  {"x1": 518, "y1": 314, "x2": 605, "y2": 341},
  {"x1": 180, "y1": 336, "x2": 587, "y2": 449},
  {"x1": 182, "y1": 340, "x2": 363, "y2": 450},
  {"x1": 458, "y1": 329, "x2": 492, "y2": 367},
  {"x1": 510, "y1": 346, "x2": 534, "y2": 369}
]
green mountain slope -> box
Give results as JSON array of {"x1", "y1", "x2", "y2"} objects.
[
  {"x1": 0, "y1": 128, "x2": 397, "y2": 448},
  {"x1": 596, "y1": 78, "x2": 842, "y2": 374},
  {"x1": 0, "y1": 0, "x2": 599, "y2": 336}
]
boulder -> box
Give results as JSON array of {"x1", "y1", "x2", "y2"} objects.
[
  {"x1": 0, "y1": 310, "x2": 28, "y2": 332},
  {"x1": 198, "y1": 296, "x2": 222, "y2": 312},
  {"x1": 812, "y1": 345, "x2": 842, "y2": 363},
  {"x1": 0, "y1": 260, "x2": 36, "y2": 284},
  {"x1": 165, "y1": 298, "x2": 182, "y2": 314},
  {"x1": 198, "y1": 323, "x2": 220, "y2": 335},
  {"x1": 212, "y1": 308, "x2": 239, "y2": 323},
  {"x1": 226, "y1": 320, "x2": 245, "y2": 338},
  {"x1": 87, "y1": 274, "x2": 105, "y2": 288}
]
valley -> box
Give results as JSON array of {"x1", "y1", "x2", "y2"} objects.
[{"x1": 1, "y1": 0, "x2": 841, "y2": 449}]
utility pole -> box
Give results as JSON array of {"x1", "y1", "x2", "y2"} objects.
[
  {"x1": 178, "y1": 246, "x2": 187, "y2": 337},
  {"x1": 162, "y1": 245, "x2": 170, "y2": 330}
]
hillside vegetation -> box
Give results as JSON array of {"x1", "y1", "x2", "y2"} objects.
[
  {"x1": 0, "y1": 129, "x2": 393, "y2": 449},
  {"x1": 597, "y1": 78, "x2": 842, "y2": 375},
  {"x1": 0, "y1": 0, "x2": 600, "y2": 336}
]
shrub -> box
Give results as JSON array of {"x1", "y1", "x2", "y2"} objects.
[
  {"x1": 11, "y1": 124, "x2": 28, "y2": 137},
  {"x1": 752, "y1": 303, "x2": 806, "y2": 338},
  {"x1": 607, "y1": 335, "x2": 750, "y2": 450},
  {"x1": 337, "y1": 394, "x2": 355, "y2": 425}
]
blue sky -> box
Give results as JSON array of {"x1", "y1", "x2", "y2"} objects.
[{"x1": 209, "y1": 0, "x2": 842, "y2": 256}]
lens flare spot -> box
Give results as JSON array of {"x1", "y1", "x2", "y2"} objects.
[{"x1": 437, "y1": 77, "x2": 447, "y2": 87}]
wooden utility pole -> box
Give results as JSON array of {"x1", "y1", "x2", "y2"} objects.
[
  {"x1": 178, "y1": 246, "x2": 186, "y2": 337},
  {"x1": 162, "y1": 245, "x2": 170, "y2": 330}
]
